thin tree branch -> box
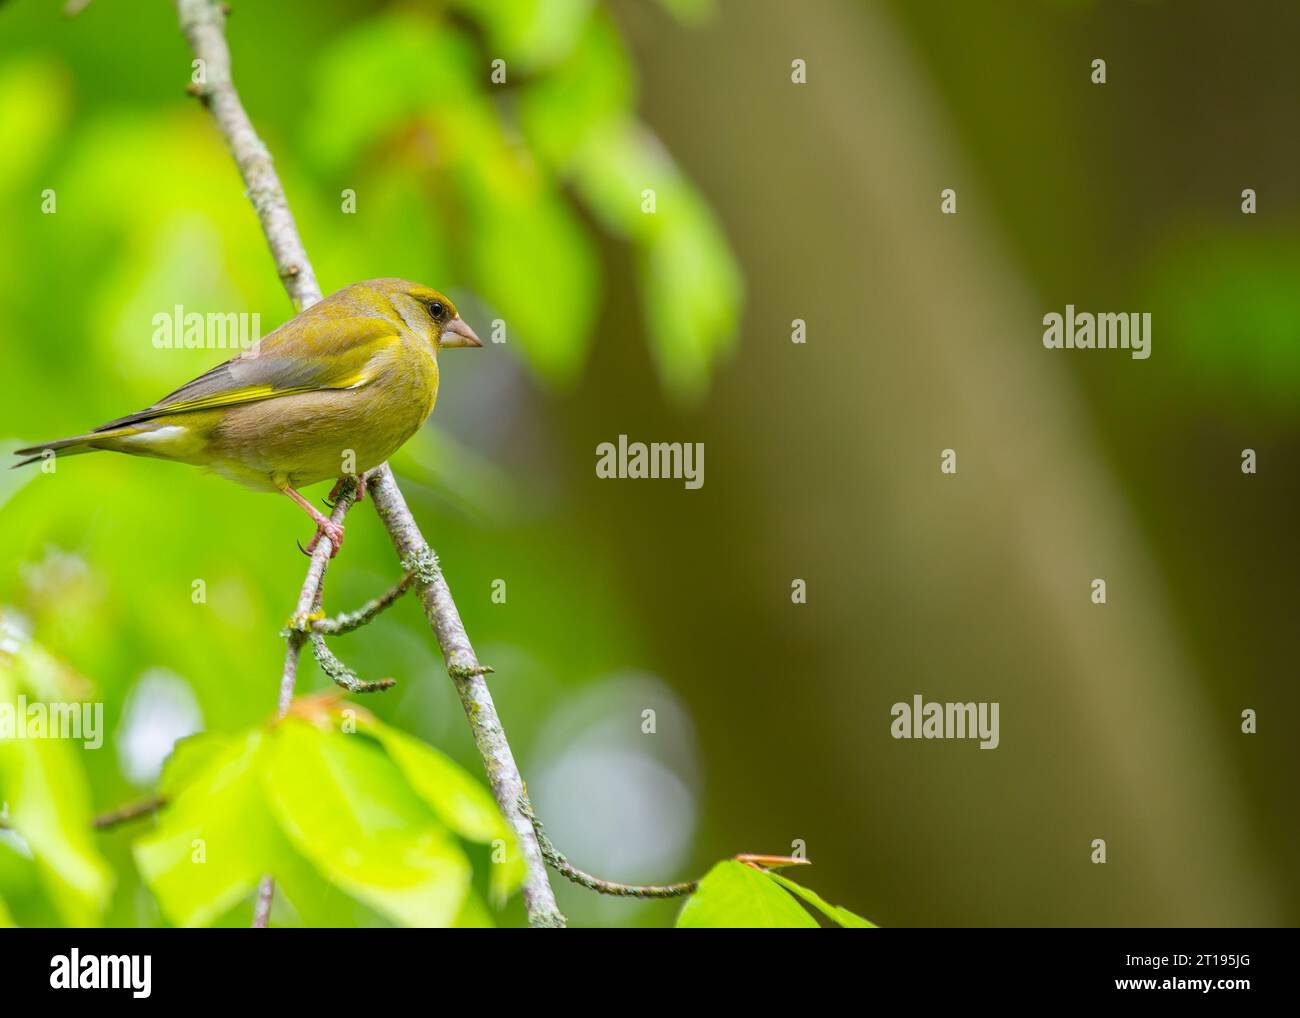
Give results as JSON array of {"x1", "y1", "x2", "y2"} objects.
[
  {"x1": 309, "y1": 571, "x2": 414, "y2": 634},
  {"x1": 93, "y1": 794, "x2": 165, "y2": 830},
  {"x1": 0, "y1": 795, "x2": 165, "y2": 837},
  {"x1": 518, "y1": 796, "x2": 698, "y2": 899},
  {"x1": 518, "y1": 794, "x2": 809, "y2": 901},
  {"x1": 307, "y1": 632, "x2": 396, "y2": 694},
  {"x1": 280, "y1": 482, "x2": 358, "y2": 707},
  {"x1": 173, "y1": 0, "x2": 563, "y2": 929},
  {"x1": 370, "y1": 468, "x2": 566, "y2": 927},
  {"x1": 0, "y1": 795, "x2": 165, "y2": 833},
  {"x1": 250, "y1": 480, "x2": 357, "y2": 927}
]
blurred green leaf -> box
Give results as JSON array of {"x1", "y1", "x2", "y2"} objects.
[
  {"x1": 639, "y1": 188, "x2": 743, "y2": 400},
  {"x1": 359, "y1": 718, "x2": 503, "y2": 844},
  {"x1": 258, "y1": 826, "x2": 385, "y2": 928},
  {"x1": 136, "y1": 699, "x2": 526, "y2": 927},
  {"x1": 517, "y1": 11, "x2": 634, "y2": 167},
  {"x1": 157, "y1": 731, "x2": 235, "y2": 797},
  {"x1": 452, "y1": 113, "x2": 600, "y2": 384},
  {"x1": 453, "y1": 889, "x2": 495, "y2": 927},
  {"x1": 134, "y1": 730, "x2": 279, "y2": 927},
  {"x1": 305, "y1": 10, "x2": 603, "y2": 385},
  {"x1": 676, "y1": 861, "x2": 818, "y2": 928},
  {"x1": 570, "y1": 119, "x2": 742, "y2": 399},
  {"x1": 453, "y1": 0, "x2": 595, "y2": 72},
  {"x1": 1146, "y1": 229, "x2": 1300, "y2": 418},
  {"x1": 303, "y1": 14, "x2": 478, "y2": 173},
  {"x1": 361, "y1": 716, "x2": 525, "y2": 901},
  {"x1": 260, "y1": 716, "x2": 472, "y2": 928},
  {"x1": 0, "y1": 832, "x2": 67, "y2": 926},
  {"x1": 301, "y1": 6, "x2": 737, "y2": 397},
  {"x1": 0, "y1": 56, "x2": 71, "y2": 196},
  {"x1": 0, "y1": 636, "x2": 112, "y2": 926}
]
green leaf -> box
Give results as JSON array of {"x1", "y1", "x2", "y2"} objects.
[
  {"x1": 0, "y1": 643, "x2": 112, "y2": 926},
  {"x1": 0, "y1": 57, "x2": 71, "y2": 197},
  {"x1": 1, "y1": 738, "x2": 112, "y2": 926},
  {"x1": 452, "y1": 103, "x2": 600, "y2": 385},
  {"x1": 0, "y1": 830, "x2": 52, "y2": 926},
  {"x1": 452, "y1": 0, "x2": 595, "y2": 72},
  {"x1": 766, "y1": 871, "x2": 876, "y2": 928},
  {"x1": 639, "y1": 190, "x2": 743, "y2": 401},
  {"x1": 360, "y1": 719, "x2": 504, "y2": 842},
  {"x1": 260, "y1": 827, "x2": 385, "y2": 928},
  {"x1": 676, "y1": 861, "x2": 819, "y2": 928},
  {"x1": 303, "y1": 14, "x2": 479, "y2": 173},
  {"x1": 134, "y1": 730, "x2": 280, "y2": 927},
  {"x1": 1145, "y1": 229, "x2": 1300, "y2": 418},
  {"x1": 453, "y1": 889, "x2": 495, "y2": 928},
  {"x1": 570, "y1": 120, "x2": 743, "y2": 401},
  {"x1": 359, "y1": 718, "x2": 525, "y2": 902},
  {"x1": 260, "y1": 718, "x2": 472, "y2": 928},
  {"x1": 138, "y1": 711, "x2": 523, "y2": 926},
  {"x1": 517, "y1": 12, "x2": 634, "y2": 168},
  {"x1": 157, "y1": 731, "x2": 235, "y2": 797}
]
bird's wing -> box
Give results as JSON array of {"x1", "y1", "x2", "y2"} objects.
[{"x1": 96, "y1": 316, "x2": 401, "y2": 432}]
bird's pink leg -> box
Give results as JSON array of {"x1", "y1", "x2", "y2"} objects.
[
  {"x1": 326, "y1": 470, "x2": 369, "y2": 507},
  {"x1": 282, "y1": 485, "x2": 345, "y2": 557}
]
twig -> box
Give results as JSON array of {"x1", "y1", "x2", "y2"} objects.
[
  {"x1": 93, "y1": 794, "x2": 165, "y2": 830},
  {"x1": 173, "y1": 0, "x2": 563, "y2": 929},
  {"x1": 309, "y1": 571, "x2": 414, "y2": 634},
  {"x1": 518, "y1": 796, "x2": 698, "y2": 899},
  {"x1": 0, "y1": 795, "x2": 164, "y2": 833},
  {"x1": 370, "y1": 469, "x2": 566, "y2": 927},
  {"x1": 519, "y1": 797, "x2": 811, "y2": 901},
  {"x1": 307, "y1": 632, "x2": 396, "y2": 694},
  {"x1": 251, "y1": 481, "x2": 356, "y2": 927}
]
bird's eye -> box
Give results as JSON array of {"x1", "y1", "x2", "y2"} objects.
[{"x1": 427, "y1": 300, "x2": 446, "y2": 320}]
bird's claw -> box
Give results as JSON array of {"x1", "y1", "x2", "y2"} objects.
[{"x1": 304, "y1": 519, "x2": 345, "y2": 558}]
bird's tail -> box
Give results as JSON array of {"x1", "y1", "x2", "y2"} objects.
[{"x1": 11, "y1": 428, "x2": 138, "y2": 468}]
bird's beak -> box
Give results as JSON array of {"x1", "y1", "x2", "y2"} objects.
[{"x1": 441, "y1": 316, "x2": 483, "y2": 348}]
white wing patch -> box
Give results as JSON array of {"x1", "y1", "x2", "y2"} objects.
[{"x1": 120, "y1": 424, "x2": 201, "y2": 457}]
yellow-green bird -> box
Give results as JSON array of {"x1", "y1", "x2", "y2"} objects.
[{"x1": 12, "y1": 278, "x2": 481, "y2": 555}]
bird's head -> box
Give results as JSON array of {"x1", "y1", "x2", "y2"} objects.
[{"x1": 368, "y1": 278, "x2": 483, "y2": 350}]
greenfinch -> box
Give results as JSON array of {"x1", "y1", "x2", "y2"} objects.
[{"x1": 12, "y1": 278, "x2": 481, "y2": 555}]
